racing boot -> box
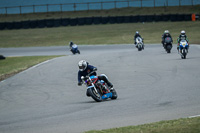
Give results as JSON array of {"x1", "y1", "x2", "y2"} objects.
[{"x1": 107, "y1": 81, "x2": 114, "y2": 91}]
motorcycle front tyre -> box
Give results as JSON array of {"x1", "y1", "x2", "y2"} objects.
[{"x1": 88, "y1": 87, "x2": 102, "y2": 102}]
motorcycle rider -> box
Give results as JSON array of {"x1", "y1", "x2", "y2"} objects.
[
  {"x1": 134, "y1": 31, "x2": 143, "y2": 47},
  {"x1": 77, "y1": 60, "x2": 114, "y2": 95},
  {"x1": 69, "y1": 41, "x2": 74, "y2": 50},
  {"x1": 161, "y1": 30, "x2": 173, "y2": 47},
  {"x1": 177, "y1": 30, "x2": 189, "y2": 51}
]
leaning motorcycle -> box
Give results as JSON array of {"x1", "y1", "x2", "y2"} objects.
[
  {"x1": 70, "y1": 44, "x2": 80, "y2": 54},
  {"x1": 81, "y1": 71, "x2": 117, "y2": 102},
  {"x1": 179, "y1": 40, "x2": 189, "y2": 59},
  {"x1": 163, "y1": 37, "x2": 173, "y2": 53},
  {"x1": 135, "y1": 37, "x2": 144, "y2": 51}
]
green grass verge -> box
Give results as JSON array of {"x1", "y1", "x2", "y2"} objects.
[
  {"x1": 0, "y1": 21, "x2": 199, "y2": 48},
  {"x1": 85, "y1": 117, "x2": 200, "y2": 133},
  {"x1": 0, "y1": 5, "x2": 200, "y2": 22},
  {"x1": 0, "y1": 55, "x2": 62, "y2": 81}
]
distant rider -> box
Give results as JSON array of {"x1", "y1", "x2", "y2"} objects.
[
  {"x1": 134, "y1": 31, "x2": 143, "y2": 47},
  {"x1": 177, "y1": 30, "x2": 189, "y2": 51},
  {"x1": 77, "y1": 60, "x2": 114, "y2": 95},
  {"x1": 161, "y1": 30, "x2": 173, "y2": 47},
  {"x1": 69, "y1": 41, "x2": 76, "y2": 52}
]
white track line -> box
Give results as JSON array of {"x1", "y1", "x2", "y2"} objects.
[{"x1": 188, "y1": 115, "x2": 200, "y2": 118}]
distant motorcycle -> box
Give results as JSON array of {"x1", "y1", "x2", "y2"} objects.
[
  {"x1": 135, "y1": 37, "x2": 144, "y2": 51},
  {"x1": 163, "y1": 37, "x2": 173, "y2": 53},
  {"x1": 70, "y1": 44, "x2": 80, "y2": 54},
  {"x1": 81, "y1": 70, "x2": 117, "y2": 102},
  {"x1": 179, "y1": 40, "x2": 189, "y2": 59}
]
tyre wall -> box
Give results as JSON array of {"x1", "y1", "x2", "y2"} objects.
[{"x1": 0, "y1": 14, "x2": 193, "y2": 30}]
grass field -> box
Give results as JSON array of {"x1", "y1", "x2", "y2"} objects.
[
  {"x1": 0, "y1": 55, "x2": 62, "y2": 81},
  {"x1": 85, "y1": 117, "x2": 200, "y2": 133},
  {"x1": 0, "y1": 21, "x2": 199, "y2": 48}
]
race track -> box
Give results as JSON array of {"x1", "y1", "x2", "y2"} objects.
[{"x1": 0, "y1": 44, "x2": 200, "y2": 133}]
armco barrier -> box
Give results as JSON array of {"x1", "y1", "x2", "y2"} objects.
[{"x1": 0, "y1": 14, "x2": 193, "y2": 30}]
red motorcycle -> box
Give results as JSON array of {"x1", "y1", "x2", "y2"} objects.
[{"x1": 81, "y1": 71, "x2": 117, "y2": 102}]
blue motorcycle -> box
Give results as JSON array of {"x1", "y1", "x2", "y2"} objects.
[
  {"x1": 81, "y1": 70, "x2": 117, "y2": 102},
  {"x1": 70, "y1": 44, "x2": 80, "y2": 54},
  {"x1": 179, "y1": 40, "x2": 189, "y2": 59}
]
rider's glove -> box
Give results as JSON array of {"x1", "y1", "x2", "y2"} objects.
[
  {"x1": 78, "y1": 82, "x2": 82, "y2": 86},
  {"x1": 93, "y1": 68, "x2": 97, "y2": 71}
]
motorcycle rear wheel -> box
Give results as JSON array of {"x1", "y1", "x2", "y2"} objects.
[{"x1": 111, "y1": 89, "x2": 118, "y2": 99}]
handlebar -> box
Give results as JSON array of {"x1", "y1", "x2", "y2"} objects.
[{"x1": 81, "y1": 69, "x2": 97, "y2": 80}]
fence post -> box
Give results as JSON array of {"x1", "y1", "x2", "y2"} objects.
[
  {"x1": 128, "y1": 1, "x2": 129, "y2": 7},
  {"x1": 5, "y1": 7, "x2": 7, "y2": 15},
  {"x1": 87, "y1": 2, "x2": 89, "y2": 11},
  {"x1": 114, "y1": 1, "x2": 116, "y2": 9},
  {"x1": 74, "y1": 3, "x2": 76, "y2": 12},
  {"x1": 101, "y1": 2, "x2": 103, "y2": 10},
  {"x1": 166, "y1": 0, "x2": 168, "y2": 6},
  {"x1": 60, "y1": 4, "x2": 62, "y2": 12},
  {"x1": 191, "y1": 0, "x2": 193, "y2": 6},
  {"x1": 47, "y1": 4, "x2": 49, "y2": 13},
  {"x1": 141, "y1": 0, "x2": 143, "y2": 8},
  {"x1": 33, "y1": 5, "x2": 35, "y2": 13},
  {"x1": 20, "y1": 6, "x2": 22, "y2": 14},
  {"x1": 179, "y1": 0, "x2": 181, "y2": 7},
  {"x1": 154, "y1": 0, "x2": 155, "y2": 8}
]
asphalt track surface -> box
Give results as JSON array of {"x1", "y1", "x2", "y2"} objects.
[{"x1": 0, "y1": 44, "x2": 200, "y2": 133}]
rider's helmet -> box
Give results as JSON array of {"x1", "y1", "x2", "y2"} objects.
[
  {"x1": 181, "y1": 30, "x2": 185, "y2": 35},
  {"x1": 164, "y1": 30, "x2": 169, "y2": 34},
  {"x1": 136, "y1": 31, "x2": 139, "y2": 35},
  {"x1": 69, "y1": 41, "x2": 73, "y2": 46},
  {"x1": 78, "y1": 60, "x2": 87, "y2": 71}
]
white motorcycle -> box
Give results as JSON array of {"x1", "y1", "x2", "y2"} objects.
[
  {"x1": 135, "y1": 37, "x2": 144, "y2": 51},
  {"x1": 179, "y1": 40, "x2": 189, "y2": 59}
]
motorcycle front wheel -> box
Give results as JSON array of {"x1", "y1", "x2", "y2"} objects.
[{"x1": 88, "y1": 87, "x2": 102, "y2": 102}]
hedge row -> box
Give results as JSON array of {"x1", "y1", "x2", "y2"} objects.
[{"x1": 0, "y1": 14, "x2": 192, "y2": 30}]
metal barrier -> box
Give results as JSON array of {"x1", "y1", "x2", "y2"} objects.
[{"x1": 0, "y1": 0, "x2": 198, "y2": 15}]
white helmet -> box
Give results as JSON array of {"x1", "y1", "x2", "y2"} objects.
[
  {"x1": 136, "y1": 31, "x2": 139, "y2": 34},
  {"x1": 78, "y1": 60, "x2": 87, "y2": 71},
  {"x1": 164, "y1": 30, "x2": 169, "y2": 34},
  {"x1": 181, "y1": 30, "x2": 185, "y2": 35}
]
